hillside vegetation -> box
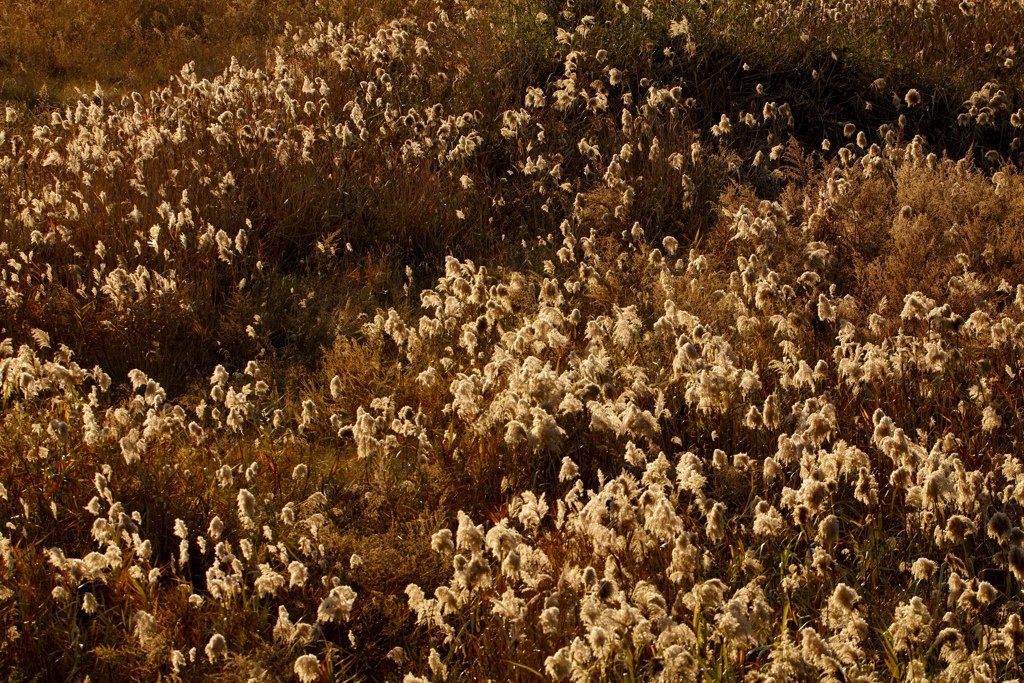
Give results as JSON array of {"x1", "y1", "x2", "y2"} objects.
[{"x1": 2, "y1": 0, "x2": 1024, "y2": 681}]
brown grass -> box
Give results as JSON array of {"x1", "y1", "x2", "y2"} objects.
[{"x1": 2, "y1": 0, "x2": 1024, "y2": 681}]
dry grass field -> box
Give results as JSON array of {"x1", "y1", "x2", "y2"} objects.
[{"x1": 2, "y1": 0, "x2": 1024, "y2": 680}]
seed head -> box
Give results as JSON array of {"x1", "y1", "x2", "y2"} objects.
[
  {"x1": 559, "y1": 457, "x2": 579, "y2": 482},
  {"x1": 237, "y1": 488, "x2": 256, "y2": 521},
  {"x1": 294, "y1": 654, "x2": 320, "y2": 683},
  {"x1": 830, "y1": 583, "x2": 859, "y2": 612},
  {"x1": 1009, "y1": 546, "x2": 1024, "y2": 580},
  {"x1": 910, "y1": 557, "x2": 937, "y2": 580},
  {"x1": 977, "y1": 581, "x2": 997, "y2": 605},
  {"x1": 205, "y1": 633, "x2": 227, "y2": 663},
  {"x1": 988, "y1": 513, "x2": 1012, "y2": 543}
]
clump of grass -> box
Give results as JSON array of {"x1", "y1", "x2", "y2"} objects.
[{"x1": 0, "y1": 0, "x2": 443, "y2": 105}]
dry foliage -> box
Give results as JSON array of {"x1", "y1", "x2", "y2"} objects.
[{"x1": 2, "y1": 0, "x2": 1024, "y2": 681}]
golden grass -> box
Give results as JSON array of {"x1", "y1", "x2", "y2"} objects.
[{"x1": 1, "y1": 0, "x2": 1024, "y2": 681}]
